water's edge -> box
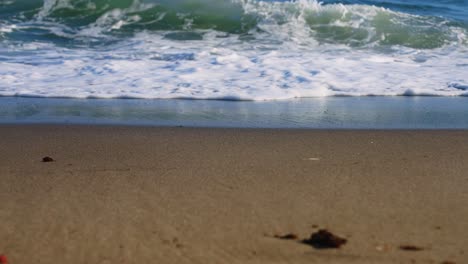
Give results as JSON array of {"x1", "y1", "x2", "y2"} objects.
[{"x1": 1, "y1": 97, "x2": 467, "y2": 129}]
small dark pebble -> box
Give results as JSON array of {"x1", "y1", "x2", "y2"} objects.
[
  {"x1": 441, "y1": 261, "x2": 456, "y2": 264},
  {"x1": 399, "y1": 245, "x2": 424, "y2": 251},
  {"x1": 42, "y1": 156, "x2": 55, "y2": 162},
  {"x1": 302, "y1": 229, "x2": 347, "y2": 249},
  {"x1": 274, "y1": 233, "x2": 298, "y2": 240},
  {"x1": 311, "y1": 224, "x2": 319, "y2": 228}
]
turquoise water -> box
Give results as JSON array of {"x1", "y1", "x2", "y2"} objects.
[{"x1": 1, "y1": 0, "x2": 467, "y2": 100}]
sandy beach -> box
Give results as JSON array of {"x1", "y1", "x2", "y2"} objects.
[{"x1": 0, "y1": 125, "x2": 467, "y2": 264}]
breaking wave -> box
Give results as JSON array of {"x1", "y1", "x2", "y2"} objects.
[{"x1": 0, "y1": 0, "x2": 467, "y2": 100}]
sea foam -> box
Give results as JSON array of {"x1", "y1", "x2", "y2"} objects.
[{"x1": 0, "y1": 0, "x2": 467, "y2": 100}]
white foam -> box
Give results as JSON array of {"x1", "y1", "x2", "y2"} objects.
[
  {"x1": 0, "y1": 24, "x2": 16, "y2": 33},
  {"x1": 1, "y1": 0, "x2": 467, "y2": 100},
  {"x1": 1, "y1": 31, "x2": 467, "y2": 100}
]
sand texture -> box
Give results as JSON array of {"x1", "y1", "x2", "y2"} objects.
[{"x1": 0, "y1": 125, "x2": 467, "y2": 264}]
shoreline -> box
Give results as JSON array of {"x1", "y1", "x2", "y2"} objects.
[
  {"x1": 1, "y1": 125, "x2": 467, "y2": 263},
  {"x1": 1, "y1": 97, "x2": 468, "y2": 129}
]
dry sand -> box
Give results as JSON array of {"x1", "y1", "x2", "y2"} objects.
[{"x1": 0, "y1": 125, "x2": 467, "y2": 264}]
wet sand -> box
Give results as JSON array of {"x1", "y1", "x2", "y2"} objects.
[{"x1": 0, "y1": 125, "x2": 467, "y2": 263}]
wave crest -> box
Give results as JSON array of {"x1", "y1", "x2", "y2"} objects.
[{"x1": 1, "y1": 0, "x2": 467, "y2": 49}]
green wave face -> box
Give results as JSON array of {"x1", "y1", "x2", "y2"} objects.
[
  {"x1": 301, "y1": 4, "x2": 460, "y2": 49},
  {"x1": 1, "y1": 0, "x2": 467, "y2": 49},
  {"x1": 31, "y1": 0, "x2": 255, "y2": 33}
]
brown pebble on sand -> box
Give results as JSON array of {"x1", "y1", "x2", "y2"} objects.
[
  {"x1": 301, "y1": 229, "x2": 347, "y2": 249},
  {"x1": 42, "y1": 156, "x2": 55, "y2": 162},
  {"x1": 274, "y1": 233, "x2": 298, "y2": 240},
  {"x1": 399, "y1": 245, "x2": 424, "y2": 251},
  {"x1": 441, "y1": 261, "x2": 456, "y2": 264}
]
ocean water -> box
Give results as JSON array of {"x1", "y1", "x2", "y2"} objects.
[
  {"x1": 2, "y1": 97, "x2": 468, "y2": 128},
  {"x1": 0, "y1": 0, "x2": 467, "y2": 100}
]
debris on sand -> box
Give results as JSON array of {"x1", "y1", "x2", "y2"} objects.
[
  {"x1": 375, "y1": 244, "x2": 391, "y2": 252},
  {"x1": 301, "y1": 229, "x2": 347, "y2": 249},
  {"x1": 0, "y1": 254, "x2": 8, "y2": 264},
  {"x1": 42, "y1": 156, "x2": 55, "y2": 162},
  {"x1": 399, "y1": 245, "x2": 424, "y2": 251},
  {"x1": 274, "y1": 233, "x2": 299, "y2": 240}
]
